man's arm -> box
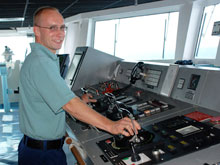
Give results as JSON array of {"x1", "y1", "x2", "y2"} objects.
[{"x1": 62, "y1": 97, "x2": 141, "y2": 136}]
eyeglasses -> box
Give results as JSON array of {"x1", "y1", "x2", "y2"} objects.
[{"x1": 35, "y1": 24, "x2": 67, "y2": 32}]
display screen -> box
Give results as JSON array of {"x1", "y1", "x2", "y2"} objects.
[
  {"x1": 66, "y1": 55, "x2": 81, "y2": 80},
  {"x1": 176, "y1": 125, "x2": 200, "y2": 136},
  {"x1": 188, "y1": 74, "x2": 200, "y2": 90},
  {"x1": 145, "y1": 69, "x2": 162, "y2": 87}
]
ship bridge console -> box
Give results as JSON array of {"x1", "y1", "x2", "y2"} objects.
[{"x1": 65, "y1": 47, "x2": 220, "y2": 165}]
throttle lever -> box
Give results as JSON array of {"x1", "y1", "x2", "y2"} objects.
[{"x1": 81, "y1": 87, "x2": 88, "y2": 94}]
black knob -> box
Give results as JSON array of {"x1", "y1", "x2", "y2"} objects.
[
  {"x1": 130, "y1": 142, "x2": 141, "y2": 162},
  {"x1": 131, "y1": 153, "x2": 141, "y2": 162}
]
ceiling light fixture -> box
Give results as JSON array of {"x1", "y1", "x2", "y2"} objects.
[{"x1": 0, "y1": 17, "x2": 24, "y2": 22}]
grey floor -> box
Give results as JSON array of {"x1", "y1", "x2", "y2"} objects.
[{"x1": 0, "y1": 103, "x2": 77, "y2": 165}]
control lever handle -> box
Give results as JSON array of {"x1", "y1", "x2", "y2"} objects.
[
  {"x1": 80, "y1": 87, "x2": 92, "y2": 107},
  {"x1": 105, "y1": 93, "x2": 122, "y2": 117},
  {"x1": 104, "y1": 93, "x2": 116, "y2": 99},
  {"x1": 119, "y1": 108, "x2": 139, "y2": 143},
  {"x1": 80, "y1": 87, "x2": 88, "y2": 94},
  {"x1": 129, "y1": 114, "x2": 141, "y2": 162},
  {"x1": 130, "y1": 142, "x2": 141, "y2": 162}
]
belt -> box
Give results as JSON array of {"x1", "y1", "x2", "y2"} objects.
[{"x1": 23, "y1": 135, "x2": 65, "y2": 150}]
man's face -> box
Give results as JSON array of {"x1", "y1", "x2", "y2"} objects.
[{"x1": 34, "y1": 10, "x2": 65, "y2": 54}]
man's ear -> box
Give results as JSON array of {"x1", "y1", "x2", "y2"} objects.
[{"x1": 33, "y1": 26, "x2": 40, "y2": 37}]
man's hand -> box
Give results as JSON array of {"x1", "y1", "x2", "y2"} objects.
[
  {"x1": 81, "y1": 93, "x2": 97, "y2": 104},
  {"x1": 109, "y1": 117, "x2": 141, "y2": 136}
]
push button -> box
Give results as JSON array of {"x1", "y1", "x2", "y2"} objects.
[
  {"x1": 169, "y1": 135, "x2": 178, "y2": 142},
  {"x1": 179, "y1": 140, "x2": 190, "y2": 148},
  {"x1": 167, "y1": 144, "x2": 177, "y2": 153}
]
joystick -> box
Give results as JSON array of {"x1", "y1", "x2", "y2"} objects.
[
  {"x1": 126, "y1": 111, "x2": 141, "y2": 162},
  {"x1": 105, "y1": 93, "x2": 142, "y2": 162},
  {"x1": 130, "y1": 142, "x2": 141, "y2": 162},
  {"x1": 105, "y1": 93, "x2": 124, "y2": 119}
]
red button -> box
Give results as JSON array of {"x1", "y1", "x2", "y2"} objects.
[{"x1": 105, "y1": 139, "x2": 111, "y2": 144}]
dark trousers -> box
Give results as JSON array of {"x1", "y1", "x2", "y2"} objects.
[{"x1": 18, "y1": 136, "x2": 67, "y2": 165}]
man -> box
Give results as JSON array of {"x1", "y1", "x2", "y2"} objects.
[{"x1": 18, "y1": 6, "x2": 141, "y2": 165}]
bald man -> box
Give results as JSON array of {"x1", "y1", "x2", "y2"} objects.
[{"x1": 18, "y1": 6, "x2": 140, "y2": 165}]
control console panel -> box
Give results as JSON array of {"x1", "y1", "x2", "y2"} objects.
[{"x1": 97, "y1": 116, "x2": 220, "y2": 165}]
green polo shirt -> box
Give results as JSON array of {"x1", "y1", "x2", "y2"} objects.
[{"x1": 19, "y1": 43, "x2": 75, "y2": 140}]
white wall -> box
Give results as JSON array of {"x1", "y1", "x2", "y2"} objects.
[{"x1": 63, "y1": 19, "x2": 90, "y2": 61}]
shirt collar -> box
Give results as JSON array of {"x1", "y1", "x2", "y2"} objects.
[{"x1": 30, "y1": 43, "x2": 58, "y2": 60}]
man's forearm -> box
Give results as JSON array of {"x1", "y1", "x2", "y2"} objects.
[{"x1": 63, "y1": 97, "x2": 114, "y2": 133}]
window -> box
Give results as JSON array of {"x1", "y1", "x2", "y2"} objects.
[
  {"x1": 195, "y1": 3, "x2": 220, "y2": 59},
  {"x1": 0, "y1": 35, "x2": 34, "y2": 63},
  {"x1": 94, "y1": 19, "x2": 118, "y2": 55},
  {"x1": 94, "y1": 12, "x2": 179, "y2": 61}
]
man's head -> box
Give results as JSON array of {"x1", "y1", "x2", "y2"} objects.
[{"x1": 33, "y1": 6, "x2": 66, "y2": 54}]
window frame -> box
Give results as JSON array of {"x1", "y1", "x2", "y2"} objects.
[
  {"x1": 192, "y1": 0, "x2": 220, "y2": 65},
  {"x1": 91, "y1": 6, "x2": 180, "y2": 63}
]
